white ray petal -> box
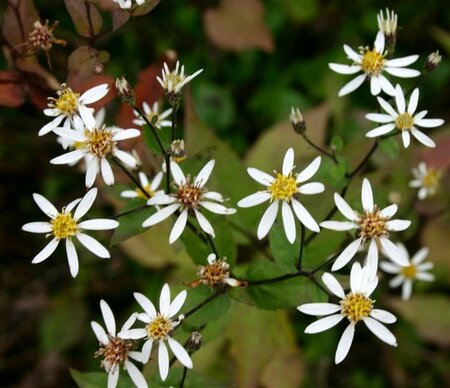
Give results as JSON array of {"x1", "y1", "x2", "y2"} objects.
[
  {"x1": 377, "y1": 97, "x2": 398, "y2": 118},
  {"x1": 389, "y1": 274, "x2": 404, "y2": 288},
  {"x1": 386, "y1": 55, "x2": 418, "y2": 67},
  {"x1": 366, "y1": 123, "x2": 396, "y2": 137},
  {"x1": 247, "y1": 167, "x2": 274, "y2": 186},
  {"x1": 76, "y1": 233, "x2": 110, "y2": 258},
  {"x1": 32, "y1": 238, "x2": 59, "y2": 263},
  {"x1": 141, "y1": 339, "x2": 153, "y2": 363},
  {"x1": 370, "y1": 309, "x2": 397, "y2": 324},
  {"x1": 331, "y1": 238, "x2": 363, "y2": 271},
  {"x1": 363, "y1": 317, "x2": 397, "y2": 346},
  {"x1": 338, "y1": 74, "x2": 367, "y2": 96},
  {"x1": 100, "y1": 300, "x2": 116, "y2": 336},
  {"x1": 386, "y1": 219, "x2": 411, "y2": 231},
  {"x1": 297, "y1": 303, "x2": 341, "y2": 316},
  {"x1": 408, "y1": 88, "x2": 419, "y2": 114},
  {"x1": 80, "y1": 84, "x2": 109, "y2": 104},
  {"x1": 134, "y1": 292, "x2": 157, "y2": 319},
  {"x1": 282, "y1": 148, "x2": 295, "y2": 175},
  {"x1": 112, "y1": 128, "x2": 140, "y2": 141},
  {"x1": 298, "y1": 182, "x2": 325, "y2": 195},
  {"x1": 380, "y1": 204, "x2": 397, "y2": 218},
  {"x1": 158, "y1": 340, "x2": 170, "y2": 381},
  {"x1": 50, "y1": 149, "x2": 85, "y2": 165},
  {"x1": 169, "y1": 290, "x2": 187, "y2": 318},
  {"x1": 78, "y1": 219, "x2": 118, "y2": 230},
  {"x1": 53, "y1": 128, "x2": 86, "y2": 142},
  {"x1": 74, "y1": 188, "x2": 97, "y2": 220},
  {"x1": 291, "y1": 199, "x2": 319, "y2": 232},
  {"x1": 335, "y1": 324, "x2": 355, "y2": 364},
  {"x1": 411, "y1": 247, "x2": 429, "y2": 265},
  {"x1": 361, "y1": 178, "x2": 374, "y2": 212},
  {"x1": 379, "y1": 237, "x2": 409, "y2": 266},
  {"x1": 194, "y1": 209, "x2": 215, "y2": 237},
  {"x1": 384, "y1": 67, "x2": 421, "y2": 78},
  {"x1": 410, "y1": 128, "x2": 435, "y2": 148},
  {"x1": 296, "y1": 156, "x2": 321, "y2": 183},
  {"x1": 322, "y1": 272, "x2": 346, "y2": 299},
  {"x1": 237, "y1": 192, "x2": 271, "y2": 208},
  {"x1": 395, "y1": 85, "x2": 406, "y2": 113},
  {"x1": 282, "y1": 201, "x2": 296, "y2": 244},
  {"x1": 101, "y1": 158, "x2": 115, "y2": 186},
  {"x1": 257, "y1": 201, "x2": 279, "y2": 240},
  {"x1": 365, "y1": 239, "x2": 378, "y2": 279},
  {"x1": 379, "y1": 261, "x2": 400, "y2": 274},
  {"x1": 170, "y1": 161, "x2": 186, "y2": 185},
  {"x1": 142, "y1": 203, "x2": 180, "y2": 227},
  {"x1": 319, "y1": 221, "x2": 357, "y2": 231},
  {"x1": 343, "y1": 44, "x2": 360, "y2": 62},
  {"x1": 39, "y1": 115, "x2": 65, "y2": 136},
  {"x1": 85, "y1": 157, "x2": 99, "y2": 188},
  {"x1": 66, "y1": 239, "x2": 79, "y2": 278},
  {"x1": 169, "y1": 209, "x2": 188, "y2": 244},
  {"x1": 402, "y1": 280, "x2": 413, "y2": 300},
  {"x1": 370, "y1": 76, "x2": 381, "y2": 95},
  {"x1": 365, "y1": 113, "x2": 395, "y2": 123},
  {"x1": 22, "y1": 222, "x2": 53, "y2": 234},
  {"x1": 159, "y1": 284, "x2": 171, "y2": 316},
  {"x1": 304, "y1": 314, "x2": 344, "y2": 334},
  {"x1": 78, "y1": 104, "x2": 96, "y2": 130},
  {"x1": 91, "y1": 321, "x2": 108, "y2": 345},
  {"x1": 328, "y1": 63, "x2": 361, "y2": 74},
  {"x1": 415, "y1": 272, "x2": 434, "y2": 282},
  {"x1": 200, "y1": 201, "x2": 236, "y2": 215},
  {"x1": 334, "y1": 193, "x2": 357, "y2": 221},
  {"x1": 414, "y1": 118, "x2": 444, "y2": 128},
  {"x1": 124, "y1": 360, "x2": 148, "y2": 388},
  {"x1": 374, "y1": 30, "x2": 385, "y2": 52},
  {"x1": 378, "y1": 74, "x2": 395, "y2": 96},
  {"x1": 195, "y1": 160, "x2": 215, "y2": 186},
  {"x1": 167, "y1": 337, "x2": 193, "y2": 368},
  {"x1": 147, "y1": 195, "x2": 176, "y2": 206},
  {"x1": 114, "y1": 150, "x2": 137, "y2": 168},
  {"x1": 401, "y1": 130, "x2": 411, "y2": 148}
]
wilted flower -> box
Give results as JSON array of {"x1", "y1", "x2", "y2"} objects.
[
  {"x1": 409, "y1": 162, "x2": 442, "y2": 200},
  {"x1": 28, "y1": 20, "x2": 66, "y2": 52}
]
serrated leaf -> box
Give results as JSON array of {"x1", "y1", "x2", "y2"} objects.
[
  {"x1": 269, "y1": 222, "x2": 299, "y2": 272},
  {"x1": 65, "y1": 0, "x2": 103, "y2": 38}
]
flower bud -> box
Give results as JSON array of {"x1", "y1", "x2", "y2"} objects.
[
  {"x1": 425, "y1": 51, "x2": 442, "y2": 72},
  {"x1": 186, "y1": 331, "x2": 202, "y2": 352},
  {"x1": 170, "y1": 139, "x2": 186, "y2": 162},
  {"x1": 290, "y1": 107, "x2": 306, "y2": 134},
  {"x1": 115, "y1": 76, "x2": 135, "y2": 105}
]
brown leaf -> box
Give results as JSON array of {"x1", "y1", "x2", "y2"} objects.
[
  {"x1": 112, "y1": 9, "x2": 130, "y2": 31},
  {"x1": 130, "y1": 0, "x2": 161, "y2": 16},
  {"x1": 0, "y1": 71, "x2": 26, "y2": 107},
  {"x1": 64, "y1": 0, "x2": 103, "y2": 38},
  {"x1": 2, "y1": 0, "x2": 38, "y2": 49},
  {"x1": 16, "y1": 56, "x2": 60, "y2": 90},
  {"x1": 67, "y1": 46, "x2": 110, "y2": 85},
  {"x1": 203, "y1": 0, "x2": 274, "y2": 53}
]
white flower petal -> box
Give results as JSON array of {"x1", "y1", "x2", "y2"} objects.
[
  {"x1": 416, "y1": 272, "x2": 435, "y2": 282},
  {"x1": 39, "y1": 115, "x2": 64, "y2": 136},
  {"x1": 112, "y1": 128, "x2": 140, "y2": 141},
  {"x1": 380, "y1": 204, "x2": 397, "y2": 218},
  {"x1": 114, "y1": 150, "x2": 138, "y2": 168},
  {"x1": 377, "y1": 97, "x2": 398, "y2": 118},
  {"x1": 291, "y1": 199, "x2": 320, "y2": 232},
  {"x1": 408, "y1": 88, "x2": 419, "y2": 114},
  {"x1": 366, "y1": 239, "x2": 378, "y2": 279},
  {"x1": 167, "y1": 337, "x2": 193, "y2": 368},
  {"x1": 125, "y1": 360, "x2": 148, "y2": 388},
  {"x1": 282, "y1": 148, "x2": 295, "y2": 175},
  {"x1": 335, "y1": 324, "x2": 355, "y2": 364},
  {"x1": 349, "y1": 261, "x2": 363, "y2": 293},
  {"x1": 80, "y1": 84, "x2": 109, "y2": 104},
  {"x1": 100, "y1": 300, "x2": 116, "y2": 336},
  {"x1": 379, "y1": 261, "x2": 400, "y2": 274},
  {"x1": 22, "y1": 222, "x2": 53, "y2": 234},
  {"x1": 386, "y1": 219, "x2": 411, "y2": 231},
  {"x1": 378, "y1": 74, "x2": 396, "y2": 96},
  {"x1": 134, "y1": 292, "x2": 157, "y2": 318},
  {"x1": 328, "y1": 63, "x2": 361, "y2": 74},
  {"x1": 50, "y1": 149, "x2": 86, "y2": 165},
  {"x1": 338, "y1": 74, "x2": 367, "y2": 96},
  {"x1": 343, "y1": 44, "x2": 360, "y2": 62},
  {"x1": 74, "y1": 188, "x2": 97, "y2": 220},
  {"x1": 53, "y1": 128, "x2": 86, "y2": 142},
  {"x1": 170, "y1": 161, "x2": 186, "y2": 185},
  {"x1": 297, "y1": 303, "x2": 341, "y2": 316},
  {"x1": 379, "y1": 237, "x2": 409, "y2": 266},
  {"x1": 282, "y1": 201, "x2": 296, "y2": 244},
  {"x1": 195, "y1": 160, "x2": 215, "y2": 186},
  {"x1": 361, "y1": 178, "x2": 374, "y2": 212},
  {"x1": 120, "y1": 328, "x2": 148, "y2": 340},
  {"x1": 257, "y1": 201, "x2": 279, "y2": 240},
  {"x1": 374, "y1": 30, "x2": 385, "y2": 52},
  {"x1": 169, "y1": 290, "x2": 187, "y2": 318},
  {"x1": 395, "y1": 85, "x2": 406, "y2": 113},
  {"x1": 120, "y1": 313, "x2": 138, "y2": 333},
  {"x1": 78, "y1": 219, "x2": 119, "y2": 230},
  {"x1": 322, "y1": 272, "x2": 346, "y2": 299},
  {"x1": 331, "y1": 238, "x2": 363, "y2": 271},
  {"x1": 78, "y1": 104, "x2": 96, "y2": 130},
  {"x1": 365, "y1": 113, "x2": 395, "y2": 123},
  {"x1": 402, "y1": 280, "x2": 413, "y2": 300},
  {"x1": 141, "y1": 339, "x2": 153, "y2": 363},
  {"x1": 370, "y1": 309, "x2": 397, "y2": 324},
  {"x1": 366, "y1": 123, "x2": 397, "y2": 137},
  {"x1": 411, "y1": 247, "x2": 429, "y2": 264},
  {"x1": 298, "y1": 182, "x2": 325, "y2": 195},
  {"x1": 370, "y1": 76, "x2": 381, "y2": 95},
  {"x1": 304, "y1": 314, "x2": 344, "y2": 334},
  {"x1": 32, "y1": 238, "x2": 59, "y2": 264},
  {"x1": 84, "y1": 157, "x2": 98, "y2": 188},
  {"x1": 159, "y1": 283, "x2": 171, "y2": 316},
  {"x1": 147, "y1": 195, "x2": 176, "y2": 206},
  {"x1": 66, "y1": 198, "x2": 82, "y2": 213},
  {"x1": 319, "y1": 221, "x2": 357, "y2": 231},
  {"x1": 363, "y1": 316, "x2": 397, "y2": 346},
  {"x1": 101, "y1": 158, "x2": 115, "y2": 186},
  {"x1": 91, "y1": 321, "x2": 108, "y2": 345},
  {"x1": 194, "y1": 209, "x2": 215, "y2": 237},
  {"x1": 158, "y1": 340, "x2": 170, "y2": 381},
  {"x1": 142, "y1": 203, "x2": 180, "y2": 228},
  {"x1": 384, "y1": 67, "x2": 421, "y2": 78},
  {"x1": 401, "y1": 130, "x2": 411, "y2": 148},
  {"x1": 203, "y1": 191, "x2": 224, "y2": 202},
  {"x1": 169, "y1": 209, "x2": 188, "y2": 244},
  {"x1": 334, "y1": 193, "x2": 357, "y2": 221},
  {"x1": 414, "y1": 118, "x2": 444, "y2": 128},
  {"x1": 66, "y1": 239, "x2": 79, "y2": 278},
  {"x1": 389, "y1": 274, "x2": 404, "y2": 288},
  {"x1": 386, "y1": 55, "x2": 419, "y2": 67},
  {"x1": 410, "y1": 128, "x2": 435, "y2": 148},
  {"x1": 296, "y1": 156, "x2": 321, "y2": 183},
  {"x1": 200, "y1": 201, "x2": 236, "y2": 215},
  {"x1": 247, "y1": 167, "x2": 275, "y2": 186},
  {"x1": 76, "y1": 233, "x2": 110, "y2": 258},
  {"x1": 237, "y1": 192, "x2": 271, "y2": 208},
  {"x1": 107, "y1": 368, "x2": 119, "y2": 388}
]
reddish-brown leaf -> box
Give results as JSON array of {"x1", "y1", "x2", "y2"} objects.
[
  {"x1": 112, "y1": 9, "x2": 130, "y2": 31},
  {"x1": 0, "y1": 71, "x2": 26, "y2": 107},
  {"x1": 203, "y1": 0, "x2": 274, "y2": 53},
  {"x1": 67, "y1": 46, "x2": 110, "y2": 85},
  {"x1": 64, "y1": 0, "x2": 103, "y2": 38},
  {"x1": 2, "y1": 0, "x2": 39, "y2": 49},
  {"x1": 131, "y1": 0, "x2": 161, "y2": 16}
]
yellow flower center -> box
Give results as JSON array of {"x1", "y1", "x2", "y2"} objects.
[
  {"x1": 358, "y1": 207, "x2": 388, "y2": 239},
  {"x1": 395, "y1": 112, "x2": 414, "y2": 131},
  {"x1": 51, "y1": 212, "x2": 78, "y2": 240},
  {"x1": 135, "y1": 185, "x2": 155, "y2": 199},
  {"x1": 340, "y1": 292, "x2": 374, "y2": 323},
  {"x1": 85, "y1": 127, "x2": 116, "y2": 158},
  {"x1": 49, "y1": 86, "x2": 79, "y2": 116},
  {"x1": 95, "y1": 336, "x2": 136, "y2": 372},
  {"x1": 268, "y1": 174, "x2": 297, "y2": 201},
  {"x1": 401, "y1": 265, "x2": 417, "y2": 279},
  {"x1": 146, "y1": 314, "x2": 173, "y2": 341},
  {"x1": 360, "y1": 48, "x2": 386, "y2": 75},
  {"x1": 177, "y1": 182, "x2": 205, "y2": 209},
  {"x1": 423, "y1": 168, "x2": 441, "y2": 192},
  {"x1": 165, "y1": 72, "x2": 184, "y2": 90}
]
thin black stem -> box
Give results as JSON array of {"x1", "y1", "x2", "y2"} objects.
[
  {"x1": 347, "y1": 140, "x2": 378, "y2": 179},
  {"x1": 179, "y1": 366, "x2": 188, "y2": 388},
  {"x1": 133, "y1": 105, "x2": 168, "y2": 157},
  {"x1": 165, "y1": 154, "x2": 171, "y2": 194},
  {"x1": 182, "y1": 288, "x2": 226, "y2": 319},
  {"x1": 310, "y1": 252, "x2": 340, "y2": 275},
  {"x1": 302, "y1": 134, "x2": 338, "y2": 164},
  {"x1": 308, "y1": 275, "x2": 333, "y2": 298},
  {"x1": 205, "y1": 233, "x2": 219, "y2": 257},
  {"x1": 84, "y1": 1, "x2": 95, "y2": 46},
  {"x1": 297, "y1": 223, "x2": 306, "y2": 271},
  {"x1": 246, "y1": 272, "x2": 300, "y2": 286},
  {"x1": 113, "y1": 204, "x2": 148, "y2": 219},
  {"x1": 111, "y1": 157, "x2": 151, "y2": 199}
]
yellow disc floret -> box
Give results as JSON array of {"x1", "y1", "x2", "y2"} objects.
[
  {"x1": 422, "y1": 168, "x2": 441, "y2": 193},
  {"x1": 146, "y1": 314, "x2": 173, "y2": 341},
  {"x1": 358, "y1": 207, "x2": 388, "y2": 239},
  {"x1": 401, "y1": 265, "x2": 417, "y2": 279},
  {"x1": 51, "y1": 212, "x2": 78, "y2": 240},
  {"x1": 85, "y1": 127, "x2": 116, "y2": 158},
  {"x1": 95, "y1": 336, "x2": 136, "y2": 372},
  {"x1": 340, "y1": 292, "x2": 374, "y2": 323},
  {"x1": 49, "y1": 85, "x2": 80, "y2": 116},
  {"x1": 269, "y1": 174, "x2": 298, "y2": 201},
  {"x1": 360, "y1": 48, "x2": 386, "y2": 76},
  {"x1": 395, "y1": 112, "x2": 414, "y2": 131}
]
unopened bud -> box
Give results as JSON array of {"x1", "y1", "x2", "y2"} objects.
[
  {"x1": 377, "y1": 8, "x2": 397, "y2": 40},
  {"x1": 170, "y1": 139, "x2": 186, "y2": 162},
  {"x1": 290, "y1": 107, "x2": 306, "y2": 134},
  {"x1": 115, "y1": 76, "x2": 135, "y2": 105},
  {"x1": 187, "y1": 331, "x2": 202, "y2": 352},
  {"x1": 425, "y1": 51, "x2": 442, "y2": 72}
]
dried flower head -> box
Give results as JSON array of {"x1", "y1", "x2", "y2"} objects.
[{"x1": 188, "y1": 254, "x2": 242, "y2": 288}]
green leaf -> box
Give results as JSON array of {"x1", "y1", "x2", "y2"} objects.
[
  {"x1": 70, "y1": 369, "x2": 135, "y2": 388},
  {"x1": 143, "y1": 124, "x2": 170, "y2": 155},
  {"x1": 182, "y1": 286, "x2": 231, "y2": 327},
  {"x1": 151, "y1": 367, "x2": 226, "y2": 387},
  {"x1": 111, "y1": 198, "x2": 155, "y2": 245},
  {"x1": 330, "y1": 135, "x2": 344, "y2": 153},
  {"x1": 379, "y1": 136, "x2": 399, "y2": 160},
  {"x1": 246, "y1": 261, "x2": 326, "y2": 310},
  {"x1": 269, "y1": 221, "x2": 299, "y2": 272}
]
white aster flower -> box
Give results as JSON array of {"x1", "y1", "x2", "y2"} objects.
[
  {"x1": 409, "y1": 162, "x2": 442, "y2": 200},
  {"x1": 380, "y1": 243, "x2": 434, "y2": 300},
  {"x1": 320, "y1": 178, "x2": 411, "y2": 274},
  {"x1": 91, "y1": 300, "x2": 147, "y2": 388},
  {"x1": 298, "y1": 262, "x2": 397, "y2": 364},
  {"x1": 238, "y1": 148, "x2": 324, "y2": 244},
  {"x1": 329, "y1": 31, "x2": 420, "y2": 96},
  {"x1": 377, "y1": 8, "x2": 397, "y2": 39},
  {"x1": 157, "y1": 61, "x2": 203, "y2": 94},
  {"x1": 121, "y1": 171, "x2": 164, "y2": 200},
  {"x1": 142, "y1": 160, "x2": 236, "y2": 244},
  {"x1": 366, "y1": 85, "x2": 444, "y2": 148},
  {"x1": 50, "y1": 118, "x2": 140, "y2": 188},
  {"x1": 22, "y1": 188, "x2": 119, "y2": 277},
  {"x1": 189, "y1": 253, "x2": 241, "y2": 288},
  {"x1": 119, "y1": 284, "x2": 193, "y2": 381},
  {"x1": 133, "y1": 101, "x2": 172, "y2": 129},
  {"x1": 113, "y1": 0, "x2": 145, "y2": 9},
  {"x1": 39, "y1": 83, "x2": 109, "y2": 136}
]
